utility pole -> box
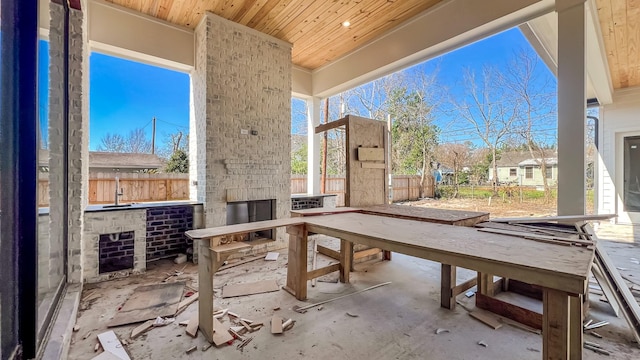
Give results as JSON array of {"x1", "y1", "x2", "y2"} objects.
[{"x1": 151, "y1": 116, "x2": 156, "y2": 154}]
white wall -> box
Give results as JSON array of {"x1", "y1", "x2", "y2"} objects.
[{"x1": 598, "y1": 86, "x2": 640, "y2": 224}]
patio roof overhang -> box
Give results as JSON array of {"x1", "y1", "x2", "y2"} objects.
[{"x1": 39, "y1": 0, "x2": 562, "y2": 99}]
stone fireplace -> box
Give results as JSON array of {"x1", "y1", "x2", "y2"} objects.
[{"x1": 190, "y1": 12, "x2": 292, "y2": 257}]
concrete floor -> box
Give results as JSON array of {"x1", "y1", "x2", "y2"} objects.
[{"x1": 68, "y1": 232, "x2": 640, "y2": 360}]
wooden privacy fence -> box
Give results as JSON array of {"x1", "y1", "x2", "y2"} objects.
[
  {"x1": 291, "y1": 174, "x2": 432, "y2": 206},
  {"x1": 38, "y1": 172, "x2": 432, "y2": 207},
  {"x1": 38, "y1": 172, "x2": 191, "y2": 207}
]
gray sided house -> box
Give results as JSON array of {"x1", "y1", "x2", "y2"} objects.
[{"x1": 488, "y1": 151, "x2": 558, "y2": 187}]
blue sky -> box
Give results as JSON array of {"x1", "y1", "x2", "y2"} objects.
[{"x1": 38, "y1": 27, "x2": 556, "y2": 149}]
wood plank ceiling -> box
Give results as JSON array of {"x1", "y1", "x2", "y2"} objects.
[
  {"x1": 105, "y1": 0, "x2": 442, "y2": 70},
  {"x1": 595, "y1": 0, "x2": 640, "y2": 89}
]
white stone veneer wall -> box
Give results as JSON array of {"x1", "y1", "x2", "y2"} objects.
[
  {"x1": 48, "y1": 2, "x2": 90, "y2": 283},
  {"x1": 191, "y1": 13, "x2": 292, "y2": 251},
  {"x1": 83, "y1": 210, "x2": 147, "y2": 283}
]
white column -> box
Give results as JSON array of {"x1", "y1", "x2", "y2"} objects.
[
  {"x1": 557, "y1": 0, "x2": 587, "y2": 216},
  {"x1": 307, "y1": 97, "x2": 321, "y2": 194}
]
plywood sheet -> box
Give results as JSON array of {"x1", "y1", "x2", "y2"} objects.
[
  {"x1": 108, "y1": 282, "x2": 185, "y2": 327},
  {"x1": 346, "y1": 116, "x2": 387, "y2": 207},
  {"x1": 361, "y1": 204, "x2": 489, "y2": 226},
  {"x1": 222, "y1": 280, "x2": 280, "y2": 298}
]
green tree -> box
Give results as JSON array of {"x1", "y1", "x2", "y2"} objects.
[
  {"x1": 388, "y1": 87, "x2": 439, "y2": 197},
  {"x1": 291, "y1": 142, "x2": 308, "y2": 174},
  {"x1": 165, "y1": 149, "x2": 188, "y2": 173}
]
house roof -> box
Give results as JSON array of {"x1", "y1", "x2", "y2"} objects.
[
  {"x1": 39, "y1": 149, "x2": 165, "y2": 170},
  {"x1": 493, "y1": 151, "x2": 558, "y2": 167}
]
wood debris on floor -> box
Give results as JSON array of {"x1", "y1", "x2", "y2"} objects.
[
  {"x1": 221, "y1": 279, "x2": 280, "y2": 298},
  {"x1": 108, "y1": 282, "x2": 186, "y2": 327}
]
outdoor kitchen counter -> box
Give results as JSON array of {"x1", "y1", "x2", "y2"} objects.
[{"x1": 84, "y1": 200, "x2": 202, "y2": 212}]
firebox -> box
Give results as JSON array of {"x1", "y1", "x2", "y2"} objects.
[{"x1": 226, "y1": 199, "x2": 275, "y2": 241}]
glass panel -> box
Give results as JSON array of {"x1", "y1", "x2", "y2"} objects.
[
  {"x1": 37, "y1": 2, "x2": 66, "y2": 347},
  {"x1": 624, "y1": 136, "x2": 640, "y2": 212}
]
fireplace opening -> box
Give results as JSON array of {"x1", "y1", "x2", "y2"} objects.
[
  {"x1": 99, "y1": 231, "x2": 135, "y2": 273},
  {"x1": 226, "y1": 199, "x2": 275, "y2": 241}
]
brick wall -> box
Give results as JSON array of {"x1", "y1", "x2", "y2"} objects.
[
  {"x1": 48, "y1": 3, "x2": 89, "y2": 284},
  {"x1": 192, "y1": 13, "x2": 292, "y2": 253},
  {"x1": 99, "y1": 231, "x2": 134, "y2": 273},
  {"x1": 146, "y1": 206, "x2": 193, "y2": 261},
  {"x1": 83, "y1": 209, "x2": 147, "y2": 283}
]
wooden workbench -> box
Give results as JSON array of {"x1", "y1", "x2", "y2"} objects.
[
  {"x1": 289, "y1": 213, "x2": 591, "y2": 359},
  {"x1": 292, "y1": 205, "x2": 489, "y2": 308},
  {"x1": 187, "y1": 212, "x2": 592, "y2": 359}
]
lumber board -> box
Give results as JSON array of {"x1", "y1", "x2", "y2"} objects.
[
  {"x1": 315, "y1": 116, "x2": 348, "y2": 133},
  {"x1": 491, "y1": 214, "x2": 615, "y2": 223},
  {"x1": 591, "y1": 261, "x2": 621, "y2": 317},
  {"x1": 452, "y1": 277, "x2": 477, "y2": 297},
  {"x1": 271, "y1": 315, "x2": 283, "y2": 334},
  {"x1": 221, "y1": 280, "x2": 280, "y2": 298},
  {"x1": 303, "y1": 212, "x2": 593, "y2": 294},
  {"x1": 211, "y1": 317, "x2": 233, "y2": 346},
  {"x1": 594, "y1": 242, "x2": 640, "y2": 345},
  {"x1": 477, "y1": 227, "x2": 593, "y2": 246},
  {"x1": 543, "y1": 289, "x2": 570, "y2": 359},
  {"x1": 354, "y1": 247, "x2": 383, "y2": 260},
  {"x1": 441, "y1": 264, "x2": 456, "y2": 309},
  {"x1": 508, "y1": 279, "x2": 543, "y2": 301},
  {"x1": 177, "y1": 292, "x2": 199, "y2": 312},
  {"x1": 360, "y1": 204, "x2": 489, "y2": 226},
  {"x1": 476, "y1": 293, "x2": 542, "y2": 330},
  {"x1": 357, "y1": 147, "x2": 385, "y2": 161},
  {"x1": 108, "y1": 282, "x2": 185, "y2": 327},
  {"x1": 91, "y1": 351, "x2": 123, "y2": 360},
  {"x1": 306, "y1": 263, "x2": 340, "y2": 280},
  {"x1": 291, "y1": 207, "x2": 360, "y2": 217},
  {"x1": 469, "y1": 309, "x2": 503, "y2": 329},
  {"x1": 186, "y1": 217, "x2": 304, "y2": 240},
  {"x1": 97, "y1": 331, "x2": 131, "y2": 360},
  {"x1": 130, "y1": 320, "x2": 154, "y2": 339},
  {"x1": 210, "y1": 242, "x2": 250, "y2": 254},
  {"x1": 317, "y1": 244, "x2": 340, "y2": 260},
  {"x1": 186, "y1": 312, "x2": 198, "y2": 338}
]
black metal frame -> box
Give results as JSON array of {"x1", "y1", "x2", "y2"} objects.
[{"x1": 0, "y1": 0, "x2": 39, "y2": 358}]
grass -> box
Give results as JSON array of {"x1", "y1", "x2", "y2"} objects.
[{"x1": 439, "y1": 185, "x2": 594, "y2": 203}]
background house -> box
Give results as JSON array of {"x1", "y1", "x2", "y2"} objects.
[
  {"x1": 38, "y1": 149, "x2": 165, "y2": 173},
  {"x1": 488, "y1": 151, "x2": 558, "y2": 187}
]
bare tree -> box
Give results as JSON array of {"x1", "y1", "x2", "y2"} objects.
[
  {"x1": 452, "y1": 67, "x2": 519, "y2": 193},
  {"x1": 500, "y1": 50, "x2": 557, "y2": 202},
  {"x1": 437, "y1": 142, "x2": 472, "y2": 197},
  {"x1": 97, "y1": 128, "x2": 152, "y2": 153}
]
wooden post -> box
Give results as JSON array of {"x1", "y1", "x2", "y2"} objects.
[
  {"x1": 440, "y1": 264, "x2": 456, "y2": 309},
  {"x1": 477, "y1": 272, "x2": 494, "y2": 296},
  {"x1": 340, "y1": 239, "x2": 353, "y2": 283},
  {"x1": 543, "y1": 288, "x2": 570, "y2": 360},
  {"x1": 285, "y1": 225, "x2": 308, "y2": 300},
  {"x1": 570, "y1": 295, "x2": 583, "y2": 360},
  {"x1": 198, "y1": 239, "x2": 214, "y2": 343}
]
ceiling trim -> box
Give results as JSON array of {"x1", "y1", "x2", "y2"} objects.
[
  {"x1": 88, "y1": 0, "x2": 194, "y2": 72},
  {"x1": 310, "y1": 0, "x2": 556, "y2": 98},
  {"x1": 523, "y1": 0, "x2": 613, "y2": 104}
]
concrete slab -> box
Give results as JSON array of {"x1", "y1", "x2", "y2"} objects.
[{"x1": 67, "y1": 237, "x2": 640, "y2": 360}]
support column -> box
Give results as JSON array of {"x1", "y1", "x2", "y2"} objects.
[
  {"x1": 557, "y1": 0, "x2": 587, "y2": 216},
  {"x1": 307, "y1": 97, "x2": 321, "y2": 194}
]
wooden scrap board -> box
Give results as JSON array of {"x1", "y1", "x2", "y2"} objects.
[
  {"x1": 222, "y1": 280, "x2": 280, "y2": 298},
  {"x1": 97, "y1": 330, "x2": 131, "y2": 360},
  {"x1": 108, "y1": 282, "x2": 185, "y2": 327},
  {"x1": 212, "y1": 317, "x2": 234, "y2": 346}
]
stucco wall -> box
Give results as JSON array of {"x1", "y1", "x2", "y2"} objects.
[{"x1": 599, "y1": 87, "x2": 640, "y2": 224}]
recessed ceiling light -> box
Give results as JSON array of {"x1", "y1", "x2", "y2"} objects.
[{"x1": 342, "y1": 21, "x2": 350, "y2": 27}]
